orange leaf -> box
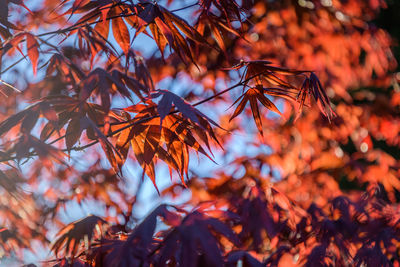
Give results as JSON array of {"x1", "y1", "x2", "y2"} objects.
[
  {"x1": 248, "y1": 90, "x2": 263, "y2": 136},
  {"x1": 25, "y1": 34, "x2": 39, "y2": 75},
  {"x1": 51, "y1": 215, "x2": 105, "y2": 257},
  {"x1": 229, "y1": 93, "x2": 248, "y2": 122},
  {"x1": 112, "y1": 16, "x2": 130, "y2": 54},
  {"x1": 94, "y1": 18, "x2": 110, "y2": 40},
  {"x1": 149, "y1": 22, "x2": 167, "y2": 58}
]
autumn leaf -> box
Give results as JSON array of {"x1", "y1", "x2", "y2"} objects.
[
  {"x1": 25, "y1": 33, "x2": 39, "y2": 75},
  {"x1": 111, "y1": 15, "x2": 130, "y2": 54},
  {"x1": 51, "y1": 215, "x2": 106, "y2": 258},
  {"x1": 195, "y1": 11, "x2": 241, "y2": 52},
  {"x1": 79, "y1": 68, "x2": 141, "y2": 112},
  {"x1": 65, "y1": 116, "x2": 83, "y2": 151},
  {"x1": 229, "y1": 86, "x2": 282, "y2": 136},
  {"x1": 152, "y1": 89, "x2": 201, "y2": 125},
  {"x1": 131, "y1": 2, "x2": 211, "y2": 65},
  {"x1": 0, "y1": 101, "x2": 58, "y2": 137},
  {"x1": 88, "y1": 205, "x2": 181, "y2": 266},
  {"x1": 156, "y1": 211, "x2": 239, "y2": 267},
  {"x1": 295, "y1": 72, "x2": 336, "y2": 121},
  {"x1": 199, "y1": 0, "x2": 243, "y2": 27},
  {"x1": 0, "y1": 108, "x2": 31, "y2": 136}
]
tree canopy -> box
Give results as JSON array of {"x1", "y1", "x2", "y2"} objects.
[{"x1": 0, "y1": 0, "x2": 399, "y2": 266}]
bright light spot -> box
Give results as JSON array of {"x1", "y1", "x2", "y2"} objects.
[
  {"x1": 96, "y1": 173, "x2": 105, "y2": 183},
  {"x1": 298, "y1": 0, "x2": 307, "y2": 7},
  {"x1": 298, "y1": 0, "x2": 314, "y2": 9},
  {"x1": 250, "y1": 33, "x2": 259, "y2": 42},
  {"x1": 81, "y1": 61, "x2": 90, "y2": 71},
  {"x1": 321, "y1": 0, "x2": 332, "y2": 6},
  {"x1": 293, "y1": 254, "x2": 300, "y2": 262},
  {"x1": 18, "y1": 209, "x2": 27, "y2": 219},
  {"x1": 394, "y1": 72, "x2": 400, "y2": 85},
  {"x1": 327, "y1": 87, "x2": 335, "y2": 98},
  {"x1": 84, "y1": 234, "x2": 89, "y2": 250},
  {"x1": 306, "y1": 1, "x2": 315, "y2": 9},
  {"x1": 335, "y1": 11, "x2": 345, "y2": 21},
  {"x1": 360, "y1": 142, "x2": 368, "y2": 153},
  {"x1": 335, "y1": 147, "x2": 344, "y2": 158}
]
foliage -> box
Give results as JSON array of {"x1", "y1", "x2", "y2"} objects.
[{"x1": 0, "y1": 0, "x2": 399, "y2": 266}]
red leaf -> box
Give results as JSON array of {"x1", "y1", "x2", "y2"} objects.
[
  {"x1": 111, "y1": 16, "x2": 130, "y2": 54},
  {"x1": 25, "y1": 33, "x2": 39, "y2": 76},
  {"x1": 229, "y1": 87, "x2": 282, "y2": 136},
  {"x1": 65, "y1": 117, "x2": 83, "y2": 151},
  {"x1": 51, "y1": 215, "x2": 105, "y2": 257}
]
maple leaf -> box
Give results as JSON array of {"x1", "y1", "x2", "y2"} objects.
[
  {"x1": 113, "y1": 114, "x2": 174, "y2": 190},
  {"x1": 45, "y1": 53, "x2": 85, "y2": 82},
  {"x1": 0, "y1": 107, "x2": 31, "y2": 137},
  {"x1": 296, "y1": 72, "x2": 336, "y2": 121},
  {"x1": 11, "y1": 134, "x2": 67, "y2": 167},
  {"x1": 114, "y1": 95, "x2": 220, "y2": 189},
  {"x1": 65, "y1": 0, "x2": 113, "y2": 20},
  {"x1": 152, "y1": 89, "x2": 221, "y2": 130},
  {"x1": 199, "y1": 0, "x2": 244, "y2": 27},
  {"x1": 88, "y1": 205, "x2": 181, "y2": 266},
  {"x1": 152, "y1": 89, "x2": 202, "y2": 125},
  {"x1": 155, "y1": 210, "x2": 239, "y2": 267},
  {"x1": 25, "y1": 33, "x2": 39, "y2": 75},
  {"x1": 229, "y1": 61, "x2": 336, "y2": 122},
  {"x1": 2, "y1": 32, "x2": 40, "y2": 75},
  {"x1": 195, "y1": 11, "x2": 241, "y2": 53},
  {"x1": 110, "y1": 9, "x2": 131, "y2": 54},
  {"x1": 0, "y1": 101, "x2": 58, "y2": 140},
  {"x1": 75, "y1": 26, "x2": 116, "y2": 63},
  {"x1": 113, "y1": 108, "x2": 218, "y2": 190},
  {"x1": 65, "y1": 110, "x2": 122, "y2": 172},
  {"x1": 234, "y1": 60, "x2": 304, "y2": 90},
  {"x1": 64, "y1": 1, "x2": 128, "y2": 56},
  {"x1": 51, "y1": 215, "x2": 106, "y2": 258},
  {"x1": 229, "y1": 85, "x2": 282, "y2": 136},
  {"x1": 79, "y1": 68, "x2": 146, "y2": 112},
  {"x1": 131, "y1": 2, "x2": 210, "y2": 65}
]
